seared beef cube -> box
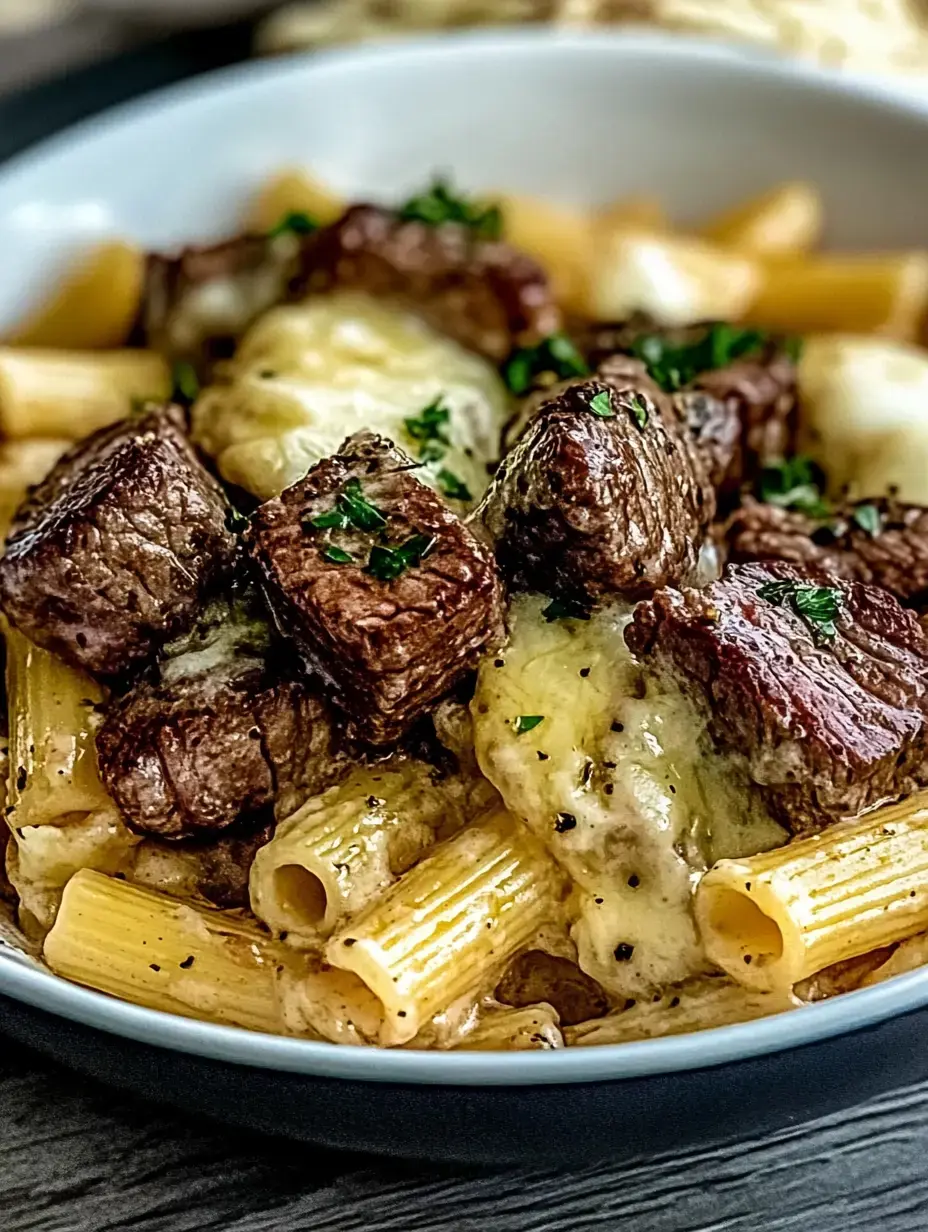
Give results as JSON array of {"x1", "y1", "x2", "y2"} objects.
[
  {"x1": 496, "y1": 950, "x2": 610, "y2": 1026},
  {"x1": 478, "y1": 364, "x2": 715, "y2": 602},
  {"x1": 727, "y1": 497, "x2": 928, "y2": 607},
  {"x1": 98, "y1": 654, "x2": 340, "y2": 841},
  {"x1": 141, "y1": 233, "x2": 305, "y2": 371},
  {"x1": 672, "y1": 389, "x2": 741, "y2": 492},
  {"x1": 692, "y1": 351, "x2": 797, "y2": 498},
  {"x1": 247, "y1": 431, "x2": 504, "y2": 746},
  {"x1": 625, "y1": 562, "x2": 928, "y2": 833},
  {"x1": 301, "y1": 205, "x2": 560, "y2": 361},
  {"x1": 0, "y1": 406, "x2": 237, "y2": 678}
]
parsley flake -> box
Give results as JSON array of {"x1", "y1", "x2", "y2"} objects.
[
  {"x1": 630, "y1": 323, "x2": 771, "y2": 393},
  {"x1": 172, "y1": 360, "x2": 200, "y2": 405},
  {"x1": 514, "y1": 715, "x2": 545, "y2": 736},
  {"x1": 588, "y1": 390, "x2": 614, "y2": 419},
  {"x1": 405, "y1": 398, "x2": 451, "y2": 449},
  {"x1": 503, "y1": 333, "x2": 589, "y2": 396},
  {"x1": 758, "y1": 456, "x2": 831, "y2": 519},
  {"x1": 542, "y1": 596, "x2": 592, "y2": 622},
  {"x1": 322, "y1": 478, "x2": 387, "y2": 533},
  {"x1": 224, "y1": 508, "x2": 249, "y2": 534},
  {"x1": 628, "y1": 393, "x2": 649, "y2": 431},
  {"x1": 323, "y1": 545, "x2": 354, "y2": 565},
  {"x1": 853, "y1": 504, "x2": 883, "y2": 537},
  {"x1": 757, "y1": 579, "x2": 843, "y2": 642},
  {"x1": 436, "y1": 469, "x2": 472, "y2": 502},
  {"x1": 398, "y1": 177, "x2": 502, "y2": 240},
  {"x1": 267, "y1": 210, "x2": 318, "y2": 239},
  {"x1": 366, "y1": 534, "x2": 434, "y2": 581}
]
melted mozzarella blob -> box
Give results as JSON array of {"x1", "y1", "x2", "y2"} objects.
[
  {"x1": 471, "y1": 596, "x2": 785, "y2": 997},
  {"x1": 800, "y1": 334, "x2": 928, "y2": 504},
  {"x1": 191, "y1": 291, "x2": 509, "y2": 502}
]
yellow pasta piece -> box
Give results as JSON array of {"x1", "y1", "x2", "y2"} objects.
[
  {"x1": 0, "y1": 438, "x2": 69, "y2": 543},
  {"x1": 700, "y1": 182, "x2": 823, "y2": 255},
  {"x1": 250, "y1": 761, "x2": 495, "y2": 940},
  {"x1": 595, "y1": 193, "x2": 668, "y2": 233},
  {"x1": 456, "y1": 1003, "x2": 563, "y2": 1050},
  {"x1": 586, "y1": 229, "x2": 760, "y2": 326},
  {"x1": 696, "y1": 793, "x2": 928, "y2": 993},
  {"x1": 495, "y1": 193, "x2": 593, "y2": 313},
  {"x1": 565, "y1": 977, "x2": 799, "y2": 1046},
  {"x1": 327, "y1": 810, "x2": 567, "y2": 1046},
  {"x1": 44, "y1": 869, "x2": 307, "y2": 1034},
  {"x1": 744, "y1": 252, "x2": 928, "y2": 339},
  {"x1": 247, "y1": 168, "x2": 344, "y2": 231},
  {"x1": 0, "y1": 347, "x2": 170, "y2": 440},
  {"x1": 6, "y1": 242, "x2": 145, "y2": 351},
  {"x1": 6, "y1": 629, "x2": 110, "y2": 831}
]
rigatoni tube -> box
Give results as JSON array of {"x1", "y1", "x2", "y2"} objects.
[
  {"x1": 696, "y1": 793, "x2": 928, "y2": 992},
  {"x1": 6, "y1": 630, "x2": 111, "y2": 830},
  {"x1": 44, "y1": 869, "x2": 305, "y2": 1034},
  {"x1": 0, "y1": 347, "x2": 170, "y2": 440},
  {"x1": 250, "y1": 762, "x2": 493, "y2": 940},
  {"x1": 327, "y1": 810, "x2": 567, "y2": 1046}
]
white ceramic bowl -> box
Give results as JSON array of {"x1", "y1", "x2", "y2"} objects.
[{"x1": 3, "y1": 30, "x2": 928, "y2": 1161}]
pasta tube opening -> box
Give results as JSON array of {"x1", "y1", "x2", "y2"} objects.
[
  {"x1": 697, "y1": 885, "x2": 786, "y2": 975},
  {"x1": 271, "y1": 864, "x2": 328, "y2": 930}
]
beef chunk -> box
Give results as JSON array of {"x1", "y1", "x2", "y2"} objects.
[
  {"x1": 141, "y1": 233, "x2": 305, "y2": 370},
  {"x1": 97, "y1": 630, "x2": 341, "y2": 841},
  {"x1": 300, "y1": 205, "x2": 560, "y2": 361},
  {"x1": 727, "y1": 497, "x2": 928, "y2": 607},
  {"x1": 496, "y1": 950, "x2": 610, "y2": 1026},
  {"x1": 477, "y1": 362, "x2": 715, "y2": 602},
  {"x1": 625, "y1": 562, "x2": 928, "y2": 833},
  {"x1": 672, "y1": 389, "x2": 741, "y2": 492},
  {"x1": 247, "y1": 431, "x2": 504, "y2": 746},
  {"x1": 0, "y1": 406, "x2": 238, "y2": 678}
]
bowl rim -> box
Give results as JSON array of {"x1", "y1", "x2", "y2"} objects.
[{"x1": 4, "y1": 27, "x2": 928, "y2": 1085}]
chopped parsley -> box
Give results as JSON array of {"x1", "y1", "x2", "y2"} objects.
[
  {"x1": 628, "y1": 393, "x2": 649, "y2": 431},
  {"x1": 366, "y1": 534, "x2": 434, "y2": 581},
  {"x1": 398, "y1": 176, "x2": 502, "y2": 240},
  {"x1": 852, "y1": 504, "x2": 883, "y2": 537},
  {"x1": 405, "y1": 398, "x2": 451, "y2": 449},
  {"x1": 172, "y1": 360, "x2": 200, "y2": 404},
  {"x1": 309, "y1": 478, "x2": 387, "y2": 534},
  {"x1": 503, "y1": 333, "x2": 589, "y2": 396},
  {"x1": 758, "y1": 455, "x2": 831, "y2": 519},
  {"x1": 436, "y1": 469, "x2": 472, "y2": 502},
  {"x1": 757, "y1": 579, "x2": 843, "y2": 642},
  {"x1": 224, "y1": 507, "x2": 249, "y2": 534},
  {"x1": 323, "y1": 545, "x2": 354, "y2": 565},
  {"x1": 588, "y1": 390, "x2": 614, "y2": 419},
  {"x1": 542, "y1": 596, "x2": 592, "y2": 622},
  {"x1": 630, "y1": 323, "x2": 780, "y2": 393},
  {"x1": 514, "y1": 715, "x2": 545, "y2": 736},
  {"x1": 267, "y1": 210, "x2": 318, "y2": 239}
]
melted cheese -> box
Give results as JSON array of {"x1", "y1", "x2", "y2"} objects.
[
  {"x1": 191, "y1": 291, "x2": 510, "y2": 501},
  {"x1": 471, "y1": 595, "x2": 786, "y2": 997}
]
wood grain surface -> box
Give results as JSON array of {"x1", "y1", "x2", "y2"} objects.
[{"x1": 2, "y1": 1036, "x2": 928, "y2": 1232}]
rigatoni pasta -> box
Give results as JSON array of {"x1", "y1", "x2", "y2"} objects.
[
  {"x1": 327, "y1": 809, "x2": 567, "y2": 1045},
  {"x1": 696, "y1": 793, "x2": 928, "y2": 993}
]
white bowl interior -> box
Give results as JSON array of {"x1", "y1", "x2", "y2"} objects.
[{"x1": 2, "y1": 30, "x2": 928, "y2": 1081}]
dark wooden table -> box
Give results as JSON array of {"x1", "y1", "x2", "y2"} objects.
[
  {"x1": 3, "y1": 1034, "x2": 928, "y2": 1231},
  {"x1": 2, "y1": 17, "x2": 928, "y2": 1232}
]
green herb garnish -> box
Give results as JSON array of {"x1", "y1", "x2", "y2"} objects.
[
  {"x1": 398, "y1": 177, "x2": 502, "y2": 240},
  {"x1": 404, "y1": 398, "x2": 451, "y2": 448},
  {"x1": 542, "y1": 597, "x2": 592, "y2": 622},
  {"x1": 514, "y1": 715, "x2": 545, "y2": 736},
  {"x1": 757, "y1": 579, "x2": 843, "y2": 642},
  {"x1": 224, "y1": 508, "x2": 249, "y2": 534},
  {"x1": 630, "y1": 323, "x2": 769, "y2": 393},
  {"x1": 323, "y1": 545, "x2": 354, "y2": 565},
  {"x1": 628, "y1": 393, "x2": 649, "y2": 431},
  {"x1": 503, "y1": 333, "x2": 590, "y2": 396},
  {"x1": 588, "y1": 390, "x2": 614, "y2": 419},
  {"x1": 853, "y1": 504, "x2": 883, "y2": 537},
  {"x1": 267, "y1": 210, "x2": 318, "y2": 239},
  {"x1": 366, "y1": 534, "x2": 434, "y2": 582},
  {"x1": 758, "y1": 455, "x2": 831, "y2": 519},
  {"x1": 436, "y1": 469, "x2": 472, "y2": 502},
  {"x1": 172, "y1": 360, "x2": 200, "y2": 404}
]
